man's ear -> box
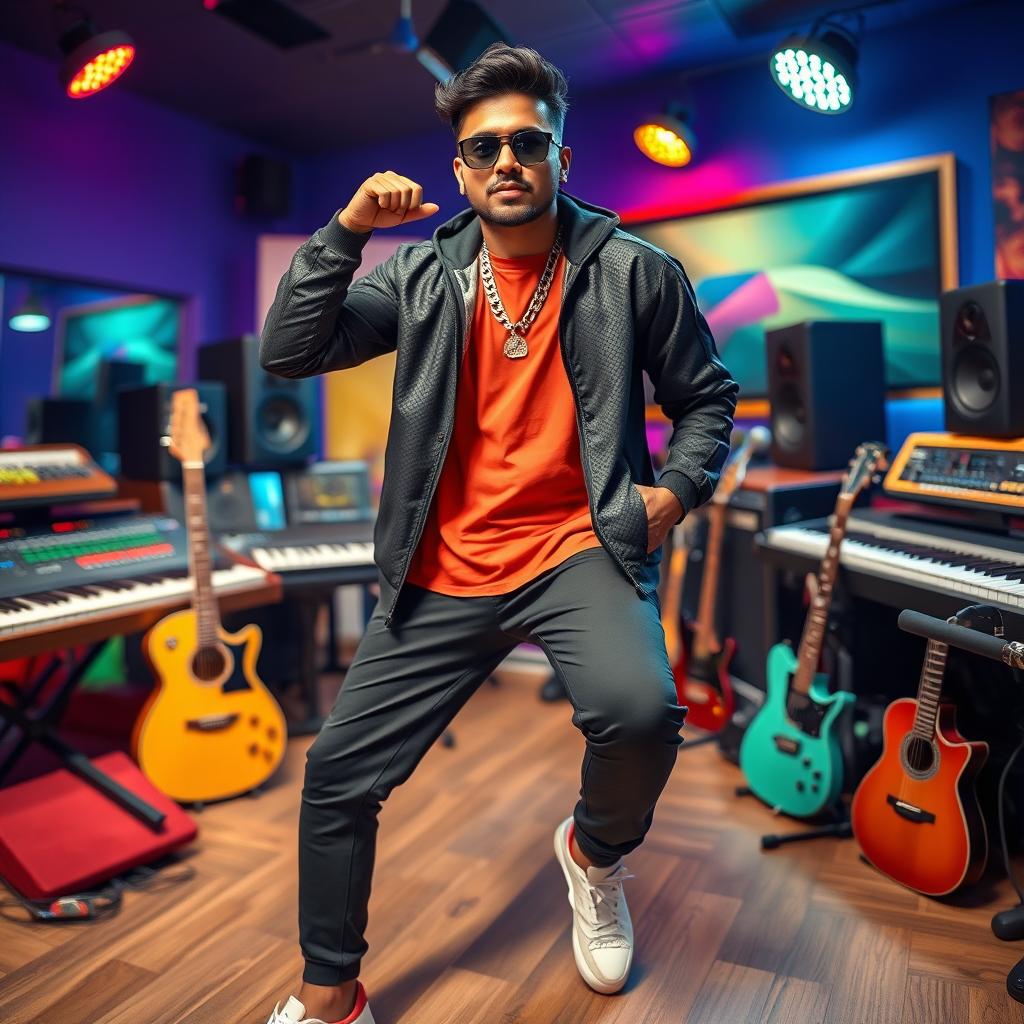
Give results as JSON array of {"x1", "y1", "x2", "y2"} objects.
[{"x1": 559, "y1": 146, "x2": 572, "y2": 183}]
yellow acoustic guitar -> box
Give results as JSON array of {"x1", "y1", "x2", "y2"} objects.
[{"x1": 131, "y1": 388, "x2": 287, "y2": 803}]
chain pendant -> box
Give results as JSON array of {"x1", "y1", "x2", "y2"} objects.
[
  {"x1": 481, "y1": 225, "x2": 563, "y2": 363},
  {"x1": 503, "y1": 332, "x2": 528, "y2": 359}
]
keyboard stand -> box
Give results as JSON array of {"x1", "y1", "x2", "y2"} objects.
[
  {"x1": 290, "y1": 596, "x2": 327, "y2": 736},
  {"x1": 289, "y1": 583, "x2": 383, "y2": 735},
  {"x1": 0, "y1": 642, "x2": 166, "y2": 828}
]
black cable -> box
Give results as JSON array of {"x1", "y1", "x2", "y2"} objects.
[{"x1": 0, "y1": 861, "x2": 196, "y2": 924}]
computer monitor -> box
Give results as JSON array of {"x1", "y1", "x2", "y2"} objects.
[
  {"x1": 54, "y1": 294, "x2": 180, "y2": 399},
  {"x1": 285, "y1": 461, "x2": 372, "y2": 525}
]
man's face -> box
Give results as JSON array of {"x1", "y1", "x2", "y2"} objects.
[{"x1": 453, "y1": 92, "x2": 570, "y2": 229}]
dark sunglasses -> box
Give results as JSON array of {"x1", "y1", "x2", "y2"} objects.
[{"x1": 457, "y1": 129, "x2": 562, "y2": 169}]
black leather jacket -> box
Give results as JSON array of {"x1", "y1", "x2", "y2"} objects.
[{"x1": 260, "y1": 190, "x2": 738, "y2": 628}]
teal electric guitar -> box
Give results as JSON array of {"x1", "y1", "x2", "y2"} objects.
[{"x1": 739, "y1": 441, "x2": 888, "y2": 818}]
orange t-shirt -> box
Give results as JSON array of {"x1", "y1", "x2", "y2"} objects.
[{"x1": 405, "y1": 246, "x2": 602, "y2": 595}]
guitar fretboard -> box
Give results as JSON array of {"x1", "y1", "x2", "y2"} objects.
[
  {"x1": 183, "y1": 463, "x2": 220, "y2": 649},
  {"x1": 793, "y1": 498, "x2": 852, "y2": 694},
  {"x1": 912, "y1": 639, "x2": 948, "y2": 740}
]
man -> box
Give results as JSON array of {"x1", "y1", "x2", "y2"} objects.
[{"x1": 261, "y1": 43, "x2": 737, "y2": 1024}]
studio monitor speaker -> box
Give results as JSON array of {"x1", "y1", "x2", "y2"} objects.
[
  {"x1": 197, "y1": 334, "x2": 318, "y2": 468},
  {"x1": 766, "y1": 320, "x2": 887, "y2": 470},
  {"x1": 235, "y1": 154, "x2": 291, "y2": 219},
  {"x1": 24, "y1": 398, "x2": 95, "y2": 450},
  {"x1": 95, "y1": 359, "x2": 146, "y2": 404},
  {"x1": 121, "y1": 471, "x2": 259, "y2": 533},
  {"x1": 940, "y1": 280, "x2": 1024, "y2": 438},
  {"x1": 117, "y1": 382, "x2": 227, "y2": 481}
]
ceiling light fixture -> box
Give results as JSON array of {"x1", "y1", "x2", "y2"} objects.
[
  {"x1": 770, "y1": 15, "x2": 861, "y2": 115},
  {"x1": 634, "y1": 104, "x2": 696, "y2": 168},
  {"x1": 55, "y1": 1, "x2": 136, "y2": 99},
  {"x1": 9, "y1": 290, "x2": 51, "y2": 333}
]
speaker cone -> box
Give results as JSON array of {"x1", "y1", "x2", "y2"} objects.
[
  {"x1": 773, "y1": 381, "x2": 807, "y2": 450},
  {"x1": 951, "y1": 345, "x2": 1000, "y2": 414},
  {"x1": 954, "y1": 300, "x2": 987, "y2": 342},
  {"x1": 257, "y1": 395, "x2": 310, "y2": 453}
]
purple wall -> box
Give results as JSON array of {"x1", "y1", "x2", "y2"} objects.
[
  {"x1": 0, "y1": 37, "x2": 313, "y2": 436},
  {"x1": 304, "y1": 0, "x2": 1019, "y2": 290}
]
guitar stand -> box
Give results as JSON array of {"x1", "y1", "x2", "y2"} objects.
[
  {"x1": 759, "y1": 812, "x2": 852, "y2": 849},
  {"x1": 0, "y1": 644, "x2": 165, "y2": 828},
  {"x1": 733, "y1": 787, "x2": 852, "y2": 849}
]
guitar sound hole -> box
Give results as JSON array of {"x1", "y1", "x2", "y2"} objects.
[
  {"x1": 193, "y1": 645, "x2": 227, "y2": 682},
  {"x1": 905, "y1": 736, "x2": 935, "y2": 774}
]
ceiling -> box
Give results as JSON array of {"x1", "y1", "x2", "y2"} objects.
[{"x1": 2, "y1": 0, "x2": 973, "y2": 154}]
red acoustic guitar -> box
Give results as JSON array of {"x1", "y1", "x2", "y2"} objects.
[
  {"x1": 851, "y1": 630, "x2": 989, "y2": 896},
  {"x1": 671, "y1": 427, "x2": 769, "y2": 732}
]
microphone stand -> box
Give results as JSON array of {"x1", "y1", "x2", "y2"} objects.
[{"x1": 896, "y1": 606, "x2": 1024, "y2": 1005}]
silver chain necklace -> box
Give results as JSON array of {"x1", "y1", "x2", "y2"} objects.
[{"x1": 479, "y1": 226, "x2": 564, "y2": 359}]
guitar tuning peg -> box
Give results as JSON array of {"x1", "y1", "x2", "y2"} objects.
[{"x1": 159, "y1": 435, "x2": 171, "y2": 447}]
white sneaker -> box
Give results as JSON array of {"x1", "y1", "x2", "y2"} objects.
[
  {"x1": 266, "y1": 982, "x2": 376, "y2": 1024},
  {"x1": 553, "y1": 816, "x2": 636, "y2": 994}
]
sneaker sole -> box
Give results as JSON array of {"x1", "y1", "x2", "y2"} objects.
[{"x1": 553, "y1": 818, "x2": 631, "y2": 995}]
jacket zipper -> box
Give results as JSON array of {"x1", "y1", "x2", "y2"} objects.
[
  {"x1": 556, "y1": 261, "x2": 646, "y2": 600},
  {"x1": 383, "y1": 267, "x2": 469, "y2": 627}
]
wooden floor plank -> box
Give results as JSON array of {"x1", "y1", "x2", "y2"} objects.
[
  {"x1": 902, "y1": 973, "x2": 972, "y2": 1024},
  {"x1": 763, "y1": 975, "x2": 830, "y2": 1024},
  {"x1": 0, "y1": 664, "x2": 1018, "y2": 1023},
  {"x1": 23, "y1": 958, "x2": 157, "y2": 1024},
  {"x1": 685, "y1": 960, "x2": 776, "y2": 1024}
]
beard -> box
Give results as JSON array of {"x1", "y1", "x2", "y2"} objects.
[{"x1": 468, "y1": 189, "x2": 552, "y2": 228}]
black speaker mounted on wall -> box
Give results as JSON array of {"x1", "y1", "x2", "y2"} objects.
[
  {"x1": 197, "y1": 334, "x2": 318, "y2": 469},
  {"x1": 236, "y1": 154, "x2": 291, "y2": 219},
  {"x1": 940, "y1": 280, "x2": 1024, "y2": 438},
  {"x1": 117, "y1": 382, "x2": 227, "y2": 481},
  {"x1": 765, "y1": 320, "x2": 887, "y2": 471}
]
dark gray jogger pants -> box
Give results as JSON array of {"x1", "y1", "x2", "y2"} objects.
[{"x1": 298, "y1": 545, "x2": 686, "y2": 986}]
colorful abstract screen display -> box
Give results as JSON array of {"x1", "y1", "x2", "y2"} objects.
[
  {"x1": 626, "y1": 168, "x2": 949, "y2": 397},
  {"x1": 56, "y1": 295, "x2": 180, "y2": 398}
]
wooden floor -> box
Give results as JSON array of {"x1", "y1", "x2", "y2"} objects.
[{"x1": 1, "y1": 663, "x2": 1022, "y2": 1024}]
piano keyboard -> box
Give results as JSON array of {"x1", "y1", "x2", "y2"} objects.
[
  {"x1": 0, "y1": 564, "x2": 269, "y2": 637},
  {"x1": 762, "y1": 514, "x2": 1024, "y2": 610},
  {"x1": 219, "y1": 522, "x2": 375, "y2": 580},
  {"x1": 248, "y1": 540, "x2": 374, "y2": 573}
]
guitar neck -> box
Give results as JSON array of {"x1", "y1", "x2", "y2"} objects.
[
  {"x1": 912, "y1": 638, "x2": 949, "y2": 739},
  {"x1": 793, "y1": 496, "x2": 853, "y2": 693},
  {"x1": 182, "y1": 463, "x2": 221, "y2": 645},
  {"x1": 693, "y1": 503, "x2": 727, "y2": 657}
]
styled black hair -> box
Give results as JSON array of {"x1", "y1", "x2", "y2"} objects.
[{"x1": 434, "y1": 43, "x2": 569, "y2": 140}]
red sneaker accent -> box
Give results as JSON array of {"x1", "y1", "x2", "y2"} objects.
[{"x1": 325, "y1": 981, "x2": 367, "y2": 1024}]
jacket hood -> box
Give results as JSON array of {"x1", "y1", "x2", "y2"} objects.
[{"x1": 432, "y1": 189, "x2": 621, "y2": 270}]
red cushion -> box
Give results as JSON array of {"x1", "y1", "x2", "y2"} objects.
[{"x1": 0, "y1": 750, "x2": 197, "y2": 900}]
